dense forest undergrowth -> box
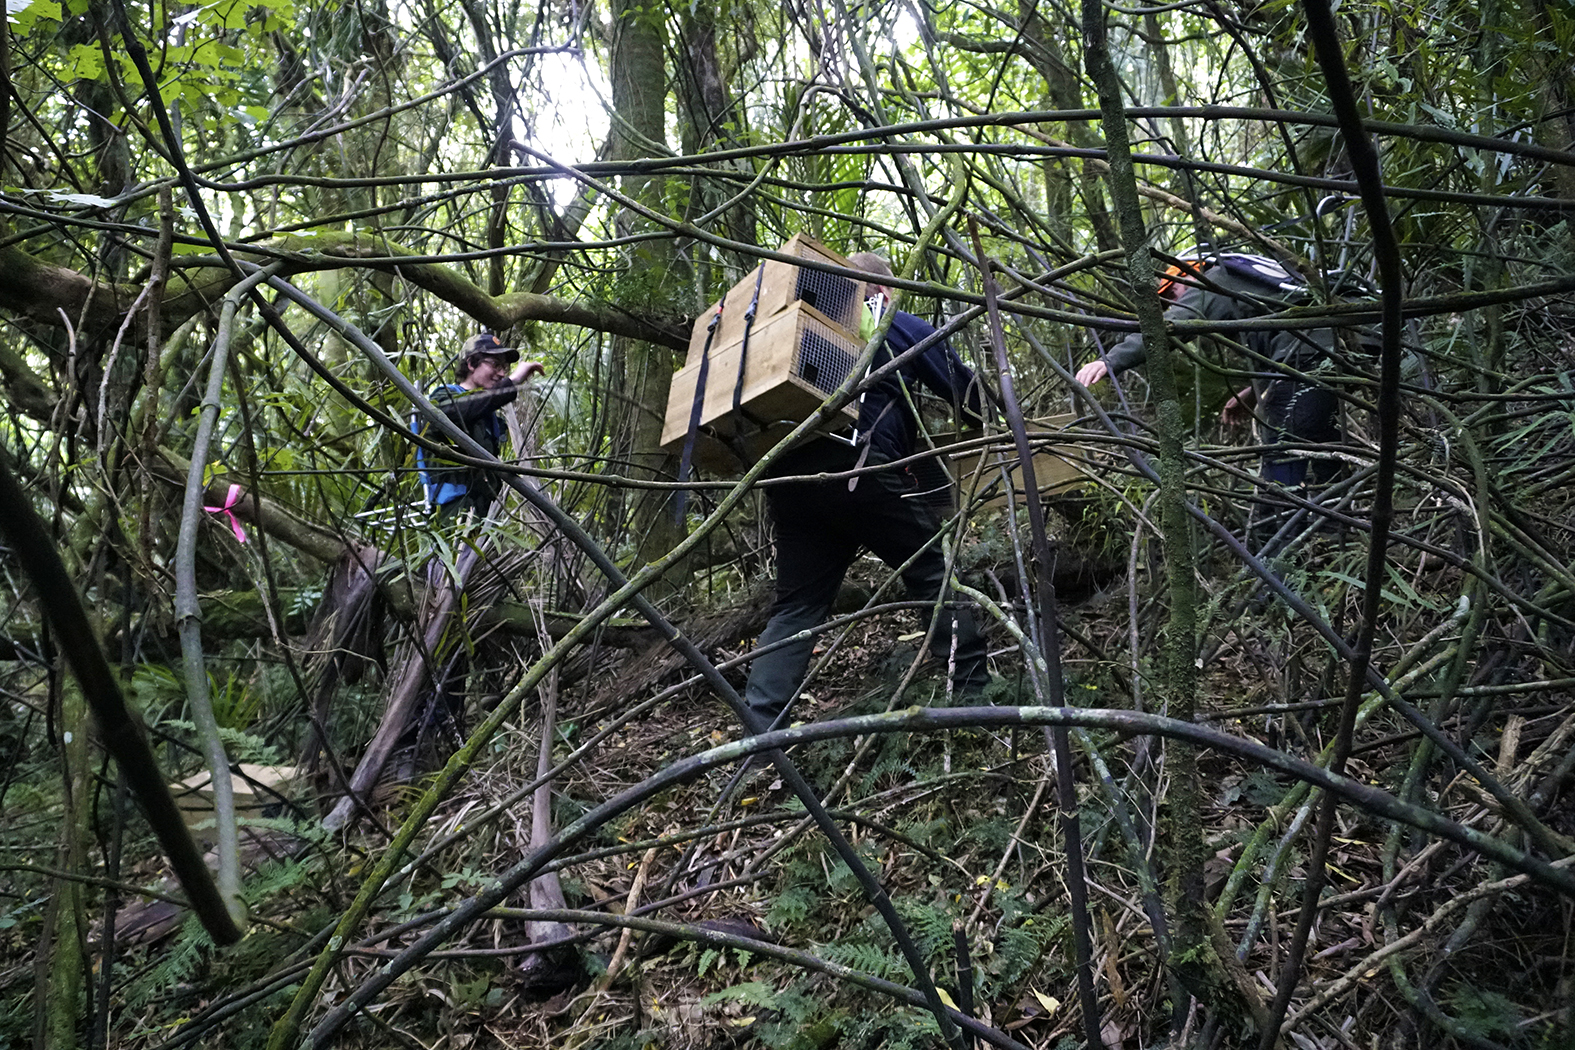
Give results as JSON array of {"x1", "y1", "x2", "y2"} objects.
[{"x1": 4, "y1": 474, "x2": 1573, "y2": 1049}]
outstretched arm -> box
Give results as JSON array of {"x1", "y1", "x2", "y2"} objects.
[
  {"x1": 432, "y1": 380, "x2": 519, "y2": 425},
  {"x1": 1077, "y1": 274, "x2": 1226, "y2": 385},
  {"x1": 510, "y1": 360, "x2": 546, "y2": 384}
]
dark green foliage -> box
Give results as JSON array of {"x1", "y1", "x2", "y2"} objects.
[
  {"x1": 1445, "y1": 984, "x2": 1528, "y2": 1042},
  {"x1": 0, "y1": 992, "x2": 36, "y2": 1049},
  {"x1": 4, "y1": 0, "x2": 1575, "y2": 1044},
  {"x1": 765, "y1": 882, "x2": 818, "y2": 929},
  {"x1": 218, "y1": 983, "x2": 300, "y2": 1050},
  {"x1": 860, "y1": 745, "x2": 920, "y2": 794},
  {"x1": 587, "y1": 1024, "x2": 671, "y2": 1050},
  {"x1": 837, "y1": 1004, "x2": 945, "y2": 1050},
  {"x1": 893, "y1": 814, "x2": 950, "y2": 850},
  {"x1": 816, "y1": 938, "x2": 904, "y2": 980},
  {"x1": 1224, "y1": 769, "x2": 1292, "y2": 808},
  {"x1": 961, "y1": 814, "x2": 1015, "y2": 853},
  {"x1": 824, "y1": 841, "x2": 885, "y2": 898},
  {"x1": 701, "y1": 979, "x2": 777, "y2": 1008},
  {"x1": 749, "y1": 985, "x2": 844, "y2": 1050},
  {"x1": 123, "y1": 914, "x2": 214, "y2": 1009},
  {"x1": 891, "y1": 897, "x2": 956, "y2": 962}
]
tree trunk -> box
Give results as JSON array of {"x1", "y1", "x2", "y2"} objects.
[
  {"x1": 608, "y1": 0, "x2": 685, "y2": 585},
  {"x1": 36, "y1": 681, "x2": 90, "y2": 1050}
]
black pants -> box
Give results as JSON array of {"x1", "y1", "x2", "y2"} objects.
[
  {"x1": 1259, "y1": 379, "x2": 1341, "y2": 486},
  {"x1": 743, "y1": 442, "x2": 988, "y2": 727}
]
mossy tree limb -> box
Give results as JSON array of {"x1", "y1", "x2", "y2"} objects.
[
  {"x1": 0, "y1": 230, "x2": 689, "y2": 354},
  {"x1": 1081, "y1": 0, "x2": 1213, "y2": 1024}
]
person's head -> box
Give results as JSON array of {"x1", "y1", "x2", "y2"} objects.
[
  {"x1": 456, "y1": 332, "x2": 520, "y2": 388},
  {"x1": 847, "y1": 251, "x2": 895, "y2": 295},
  {"x1": 1156, "y1": 254, "x2": 1206, "y2": 301}
]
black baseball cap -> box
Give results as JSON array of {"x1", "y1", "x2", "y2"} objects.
[{"x1": 460, "y1": 332, "x2": 520, "y2": 363}]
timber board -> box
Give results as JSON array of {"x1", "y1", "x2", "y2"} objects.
[{"x1": 663, "y1": 300, "x2": 862, "y2": 473}]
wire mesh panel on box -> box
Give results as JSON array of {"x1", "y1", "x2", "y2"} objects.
[
  {"x1": 686, "y1": 234, "x2": 866, "y2": 362},
  {"x1": 795, "y1": 318, "x2": 859, "y2": 393},
  {"x1": 793, "y1": 264, "x2": 861, "y2": 334},
  {"x1": 662, "y1": 302, "x2": 862, "y2": 473}
]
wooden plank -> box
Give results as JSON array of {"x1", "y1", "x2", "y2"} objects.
[
  {"x1": 665, "y1": 421, "x2": 810, "y2": 475},
  {"x1": 933, "y1": 416, "x2": 1089, "y2": 510},
  {"x1": 171, "y1": 763, "x2": 300, "y2": 846}
]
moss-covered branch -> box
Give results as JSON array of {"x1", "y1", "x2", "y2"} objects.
[{"x1": 0, "y1": 231, "x2": 690, "y2": 351}]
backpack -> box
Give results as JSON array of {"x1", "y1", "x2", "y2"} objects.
[
  {"x1": 411, "y1": 384, "x2": 484, "y2": 508},
  {"x1": 1212, "y1": 253, "x2": 1305, "y2": 294},
  {"x1": 1196, "y1": 252, "x2": 1378, "y2": 301}
]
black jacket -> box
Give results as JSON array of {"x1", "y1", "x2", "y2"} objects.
[
  {"x1": 419, "y1": 379, "x2": 519, "y2": 508},
  {"x1": 857, "y1": 309, "x2": 982, "y2": 465},
  {"x1": 1101, "y1": 261, "x2": 1356, "y2": 384}
]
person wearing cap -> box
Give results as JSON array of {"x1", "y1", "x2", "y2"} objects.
[
  {"x1": 740, "y1": 252, "x2": 990, "y2": 731},
  {"x1": 419, "y1": 332, "x2": 545, "y2": 515},
  {"x1": 1075, "y1": 254, "x2": 1367, "y2": 490}
]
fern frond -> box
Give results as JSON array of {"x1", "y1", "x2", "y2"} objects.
[
  {"x1": 816, "y1": 939, "x2": 902, "y2": 979},
  {"x1": 123, "y1": 914, "x2": 212, "y2": 1009},
  {"x1": 700, "y1": 981, "x2": 777, "y2": 1008}
]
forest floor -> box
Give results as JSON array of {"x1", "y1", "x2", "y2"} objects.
[{"x1": 16, "y1": 518, "x2": 1575, "y2": 1050}]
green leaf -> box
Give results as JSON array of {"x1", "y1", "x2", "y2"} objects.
[
  {"x1": 65, "y1": 43, "x2": 105, "y2": 82},
  {"x1": 1319, "y1": 570, "x2": 1405, "y2": 605},
  {"x1": 7, "y1": 0, "x2": 62, "y2": 33}
]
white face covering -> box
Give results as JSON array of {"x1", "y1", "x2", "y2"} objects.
[{"x1": 861, "y1": 291, "x2": 890, "y2": 340}]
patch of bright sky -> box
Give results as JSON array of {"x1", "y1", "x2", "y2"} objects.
[
  {"x1": 891, "y1": 6, "x2": 921, "y2": 52},
  {"x1": 518, "y1": 49, "x2": 611, "y2": 208}
]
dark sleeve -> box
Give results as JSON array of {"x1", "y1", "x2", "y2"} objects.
[
  {"x1": 1100, "y1": 270, "x2": 1258, "y2": 375},
  {"x1": 430, "y1": 379, "x2": 518, "y2": 427},
  {"x1": 1266, "y1": 325, "x2": 1339, "y2": 372},
  {"x1": 891, "y1": 311, "x2": 984, "y2": 427}
]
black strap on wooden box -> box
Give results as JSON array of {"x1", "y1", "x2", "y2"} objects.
[{"x1": 674, "y1": 290, "x2": 728, "y2": 524}]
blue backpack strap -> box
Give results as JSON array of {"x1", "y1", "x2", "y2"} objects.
[
  {"x1": 413, "y1": 384, "x2": 466, "y2": 507},
  {"x1": 411, "y1": 408, "x2": 435, "y2": 506}
]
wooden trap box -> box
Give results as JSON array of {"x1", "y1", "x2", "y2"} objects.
[
  {"x1": 688, "y1": 234, "x2": 866, "y2": 362},
  {"x1": 664, "y1": 300, "x2": 862, "y2": 472},
  {"x1": 171, "y1": 763, "x2": 298, "y2": 846},
  {"x1": 907, "y1": 416, "x2": 1088, "y2": 513}
]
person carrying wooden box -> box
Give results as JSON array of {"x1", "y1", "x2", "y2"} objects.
[{"x1": 742, "y1": 252, "x2": 990, "y2": 729}]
